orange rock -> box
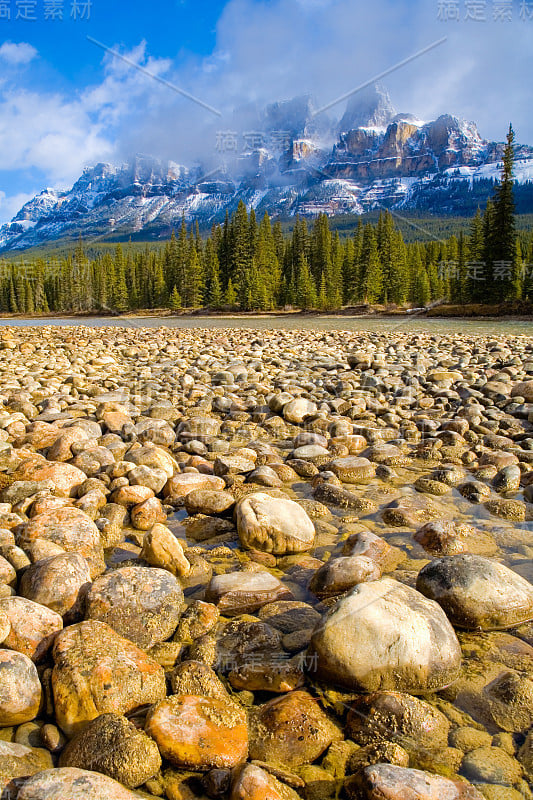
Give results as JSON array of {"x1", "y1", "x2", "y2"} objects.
[
  {"x1": 145, "y1": 694, "x2": 248, "y2": 771},
  {"x1": 52, "y1": 621, "x2": 166, "y2": 736},
  {"x1": 13, "y1": 459, "x2": 86, "y2": 498},
  {"x1": 164, "y1": 473, "x2": 225, "y2": 501},
  {"x1": 110, "y1": 485, "x2": 155, "y2": 507},
  {"x1": 0, "y1": 597, "x2": 63, "y2": 661}
]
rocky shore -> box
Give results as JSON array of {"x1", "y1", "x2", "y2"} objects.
[{"x1": 0, "y1": 325, "x2": 531, "y2": 800}]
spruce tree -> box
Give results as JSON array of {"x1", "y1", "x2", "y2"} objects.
[
  {"x1": 490, "y1": 124, "x2": 517, "y2": 302},
  {"x1": 170, "y1": 285, "x2": 182, "y2": 310},
  {"x1": 359, "y1": 224, "x2": 383, "y2": 304}
]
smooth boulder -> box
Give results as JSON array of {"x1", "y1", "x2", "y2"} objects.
[
  {"x1": 416, "y1": 555, "x2": 533, "y2": 630},
  {"x1": 236, "y1": 492, "x2": 315, "y2": 554},
  {"x1": 308, "y1": 577, "x2": 462, "y2": 693}
]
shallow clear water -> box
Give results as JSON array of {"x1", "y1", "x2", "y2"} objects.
[{"x1": 0, "y1": 315, "x2": 532, "y2": 335}]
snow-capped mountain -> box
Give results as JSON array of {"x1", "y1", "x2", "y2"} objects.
[{"x1": 2, "y1": 86, "x2": 533, "y2": 252}]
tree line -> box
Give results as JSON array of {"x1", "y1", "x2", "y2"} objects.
[{"x1": 1, "y1": 126, "x2": 531, "y2": 314}]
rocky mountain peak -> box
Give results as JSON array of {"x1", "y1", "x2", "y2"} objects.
[{"x1": 338, "y1": 83, "x2": 396, "y2": 133}]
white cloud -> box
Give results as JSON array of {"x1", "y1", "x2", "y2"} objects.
[
  {"x1": 0, "y1": 0, "x2": 532, "y2": 228},
  {"x1": 0, "y1": 41, "x2": 38, "y2": 65},
  {"x1": 0, "y1": 190, "x2": 36, "y2": 223}
]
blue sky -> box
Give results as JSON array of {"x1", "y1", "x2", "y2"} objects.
[{"x1": 0, "y1": 0, "x2": 532, "y2": 223}]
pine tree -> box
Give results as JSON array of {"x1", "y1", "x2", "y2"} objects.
[
  {"x1": 359, "y1": 224, "x2": 383, "y2": 304},
  {"x1": 413, "y1": 266, "x2": 431, "y2": 307},
  {"x1": 296, "y1": 254, "x2": 317, "y2": 310},
  {"x1": 170, "y1": 285, "x2": 182, "y2": 310},
  {"x1": 224, "y1": 278, "x2": 237, "y2": 306},
  {"x1": 490, "y1": 124, "x2": 517, "y2": 302}
]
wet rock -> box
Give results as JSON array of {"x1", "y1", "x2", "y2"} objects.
[
  {"x1": 346, "y1": 691, "x2": 450, "y2": 751},
  {"x1": 236, "y1": 492, "x2": 315, "y2": 554},
  {"x1": 205, "y1": 570, "x2": 292, "y2": 616},
  {"x1": 59, "y1": 713, "x2": 162, "y2": 788},
  {"x1": 184, "y1": 489, "x2": 235, "y2": 516},
  {"x1": 146, "y1": 694, "x2": 248, "y2": 771},
  {"x1": 86, "y1": 565, "x2": 184, "y2": 649},
  {"x1": 19, "y1": 553, "x2": 92, "y2": 622},
  {"x1": 51, "y1": 620, "x2": 166, "y2": 735},
  {"x1": 382, "y1": 493, "x2": 442, "y2": 527},
  {"x1": 416, "y1": 555, "x2": 533, "y2": 630},
  {"x1": 309, "y1": 555, "x2": 382, "y2": 598},
  {"x1": 248, "y1": 690, "x2": 342, "y2": 769},
  {"x1": 493, "y1": 465, "x2": 521, "y2": 493},
  {"x1": 228, "y1": 656, "x2": 305, "y2": 693},
  {"x1": 328, "y1": 457, "x2": 375, "y2": 484},
  {"x1": 130, "y1": 496, "x2": 167, "y2": 530},
  {"x1": 164, "y1": 473, "x2": 226, "y2": 502},
  {"x1": 483, "y1": 670, "x2": 533, "y2": 732},
  {"x1": 175, "y1": 600, "x2": 220, "y2": 641},
  {"x1": 283, "y1": 398, "x2": 317, "y2": 424},
  {"x1": 170, "y1": 660, "x2": 231, "y2": 701},
  {"x1": 414, "y1": 521, "x2": 497, "y2": 557},
  {"x1": 313, "y1": 481, "x2": 376, "y2": 512},
  {"x1": 308, "y1": 577, "x2": 461, "y2": 692},
  {"x1": 461, "y1": 746, "x2": 523, "y2": 786},
  {"x1": 258, "y1": 601, "x2": 321, "y2": 634}
]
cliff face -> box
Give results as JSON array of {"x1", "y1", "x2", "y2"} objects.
[{"x1": 1, "y1": 86, "x2": 532, "y2": 252}]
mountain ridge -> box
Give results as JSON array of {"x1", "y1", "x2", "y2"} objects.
[{"x1": 2, "y1": 85, "x2": 533, "y2": 253}]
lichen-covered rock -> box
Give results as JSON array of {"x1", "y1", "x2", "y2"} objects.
[
  {"x1": 308, "y1": 577, "x2": 461, "y2": 692},
  {"x1": 59, "y1": 713, "x2": 162, "y2": 788},
  {"x1": 0, "y1": 741, "x2": 53, "y2": 796},
  {"x1": 19, "y1": 553, "x2": 92, "y2": 622},
  {"x1": 17, "y1": 507, "x2": 105, "y2": 578},
  {"x1": 13, "y1": 459, "x2": 87, "y2": 498},
  {"x1": 346, "y1": 692, "x2": 450, "y2": 751},
  {"x1": 248, "y1": 690, "x2": 342, "y2": 769},
  {"x1": 236, "y1": 492, "x2": 315, "y2": 554},
  {"x1": 416, "y1": 555, "x2": 533, "y2": 630},
  {"x1": 86, "y1": 565, "x2": 184, "y2": 649},
  {"x1": 51, "y1": 620, "x2": 166, "y2": 735}
]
